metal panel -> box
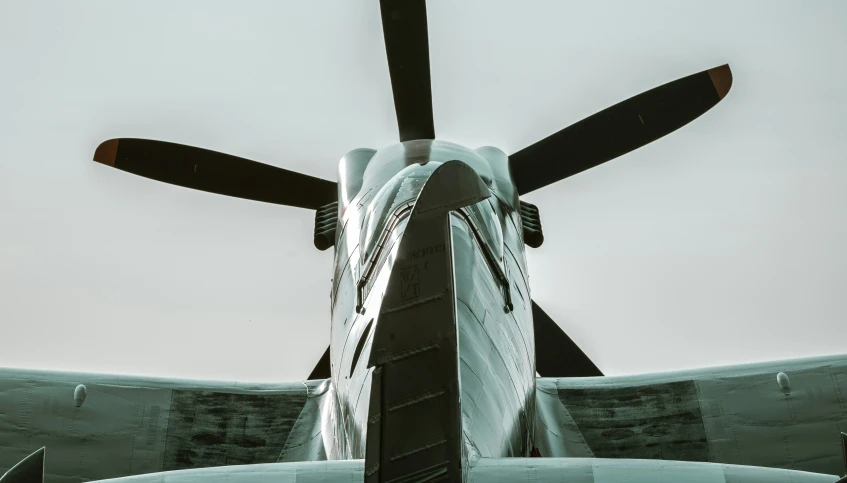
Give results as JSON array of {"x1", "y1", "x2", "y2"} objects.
[
  {"x1": 558, "y1": 380, "x2": 710, "y2": 461},
  {"x1": 95, "y1": 461, "x2": 364, "y2": 483},
  {"x1": 278, "y1": 380, "x2": 331, "y2": 463},
  {"x1": 467, "y1": 457, "x2": 837, "y2": 483},
  {"x1": 0, "y1": 369, "x2": 323, "y2": 482},
  {"x1": 537, "y1": 354, "x2": 847, "y2": 476},
  {"x1": 534, "y1": 379, "x2": 593, "y2": 458},
  {"x1": 162, "y1": 389, "x2": 305, "y2": 469},
  {"x1": 468, "y1": 457, "x2": 595, "y2": 483},
  {"x1": 0, "y1": 375, "x2": 172, "y2": 482},
  {"x1": 453, "y1": 210, "x2": 535, "y2": 460},
  {"x1": 696, "y1": 364, "x2": 847, "y2": 474},
  {"x1": 591, "y1": 458, "x2": 723, "y2": 483}
]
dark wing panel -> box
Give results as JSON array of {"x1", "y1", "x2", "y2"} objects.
[
  {"x1": 379, "y1": 0, "x2": 435, "y2": 141},
  {"x1": 535, "y1": 355, "x2": 847, "y2": 476},
  {"x1": 532, "y1": 300, "x2": 602, "y2": 377},
  {"x1": 0, "y1": 369, "x2": 329, "y2": 483},
  {"x1": 510, "y1": 65, "x2": 732, "y2": 195},
  {"x1": 94, "y1": 138, "x2": 337, "y2": 210}
]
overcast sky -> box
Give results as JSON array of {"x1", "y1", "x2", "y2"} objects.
[{"x1": 1, "y1": 1, "x2": 845, "y2": 382}]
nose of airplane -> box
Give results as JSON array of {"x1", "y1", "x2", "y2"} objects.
[{"x1": 338, "y1": 139, "x2": 517, "y2": 221}]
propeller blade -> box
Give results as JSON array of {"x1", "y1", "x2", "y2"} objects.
[
  {"x1": 380, "y1": 0, "x2": 435, "y2": 141},
  {"x1": 0, "y1": 446, "x2": 44, "y2": 483},
  {"x1": 510, "y1": 64, "x2": 733, "y2": 195},
  {"x1": 308, "y1": 346, "x2": 331, "y2": 380},
  {"x1": 93, "y1": 139, "x2": 337, "y2": 210},
  {"x1": 532, "y1": 301, "x2": 603, "y2": 377}
]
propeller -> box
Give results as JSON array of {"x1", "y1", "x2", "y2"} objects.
[
  {"x1": 510, "y1": 64, "x2": 732, "y2": 195},
  {"x1": 90, "y1": 1, "x2": 734, "y2": 382},
  {"x1": 532, "y1": 301, "x2": 603, "y2": 377},
  {"x1": 380, "y1": 0, "x2": 435, "y2": 141},
  {"x1": 93, "y1": 139, "x2": 336, "y2": 210},
  {"x1": 308, "y1": 346, "x2": 331, "y2": 380}
]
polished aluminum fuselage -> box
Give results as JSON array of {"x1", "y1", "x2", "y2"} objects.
[{"x1": 326, "y1": 140, "x2": 536, "y2": 461}]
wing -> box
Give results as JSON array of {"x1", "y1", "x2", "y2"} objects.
[
  {"x1": 0, "y1": 368, "x2": 331, "y2": 483},
  {"x1": 535, "y1": 354, "x2": 847, "y2": 476},
  {"x1": 8, "y1": 455, "x2": 834, "y2": 483}
]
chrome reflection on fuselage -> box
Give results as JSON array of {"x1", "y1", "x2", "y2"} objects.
[{"x1": 327, "y1": 140, "x2": 535, "y2": 461}]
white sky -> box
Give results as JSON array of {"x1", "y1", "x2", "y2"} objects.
[{"x1": 1, "y1": 1, "x2": 845, "y2": 382}]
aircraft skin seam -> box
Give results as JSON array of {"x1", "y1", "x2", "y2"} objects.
[{"x1": 387, "y1": 389, "x2": 447, "y2": 412}]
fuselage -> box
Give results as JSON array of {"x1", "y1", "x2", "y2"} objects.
[{"x1": 325, "y1": 140, "x2": 537, "y2": 463}]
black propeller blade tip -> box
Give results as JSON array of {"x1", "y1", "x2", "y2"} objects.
[
  {"x1": 708, "y1": 64, "x2": 732, "y2": 100},
  {"x1": 93, "y1": 139, "x2": 118, "y2": 167}
]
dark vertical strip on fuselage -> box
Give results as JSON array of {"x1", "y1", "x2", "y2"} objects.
[
  {"x1": 364, "y1": 198, "x2": 462, "y2": 483},
  {"x1": 364, "y1": 161, "x2": 489, "y2": 482}
]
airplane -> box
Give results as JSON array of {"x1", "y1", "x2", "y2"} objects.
[{"x1": 2, "y1": 1, "x2": 846, "y2": 482}]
